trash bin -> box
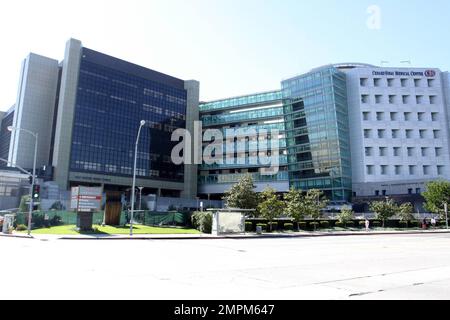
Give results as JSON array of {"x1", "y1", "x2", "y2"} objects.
[{"x1": 256, "y1": 226, "x2": 263, "y2": 235}]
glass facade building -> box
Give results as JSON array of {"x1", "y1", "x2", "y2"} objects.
[
  {"x1": 70, "y1": 48, "x2": 187, "y2": 183},
  {"x1": 0, "y1": 108, "x2": 14, "y2": 166},
  {"x1": 282, "y1": 66, "x2": 352, "y2": 202},
  {"x1": 199, "y1": 91, "x2": 289, "y2": 198}
]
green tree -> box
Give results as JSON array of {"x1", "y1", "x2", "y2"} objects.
[
  {"x1": 422, "y1": 181, "x2": 450, "y2": 219},
  {"x1": 303, "y1": 189, "x2": 329, "y2": 231},
  {"x1": 337, "y1": 206, "x2": 354, "y2": 225},
  {"x1": 19, "y1": 195, "x2": 41, "y2": 213},
  {"x1": 369, "y1": 198, "x2": 398, "y2": 228},
  {"x1": 398, "y1": 202, "x2": 414, "y2": 222},
  {"x1": 223, "y1": 174, "x2": 259, "y2": 211},
  {"x1": 285, "y1": 188, "x2": 306, "y2": 230},
  {"x1": 257, "y1": 187, "x2": 285, "y2": 232}
]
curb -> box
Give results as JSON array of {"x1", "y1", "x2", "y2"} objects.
[
  {"x1": 0, "y1": 234, "x2": 34, "y2": 239},
  {"x1": 57, "y1": 230, "x2": 450, "y2": 241}
]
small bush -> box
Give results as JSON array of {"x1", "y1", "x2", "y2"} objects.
[
  {"x1": 191, "y1": 211, "x2": 213, "y2": 234},
  {"x1": 358, "y1": 221, "x2": 366, "y2": 227},
  {"x1": 335, "y1": 222, "x2": 344, "y2": 228},
  {"x1": 268, "y1": 222, "x2": 278, "y2": 231},
  {"x1": 245, "y1": 222, "x2": 253, "y2": 232},
  {"x1": 50, "y1": 215, "x2": 63, "y2": 227},
  {"x1": 298, "y1": 222, "x2": 308, "y2": 230},
  {"x1": 399, "y1": 221, "x2": 408, "y2": 229},
  {"x1": 15, "y1": 224, "x2": 27, "y2": 231},
  {"x1": 409, "y1": 221, "x2": 419, "y2": 228},
  {"x1": 320, "y1": 221, "x2": 330, "y2": 229},
  {"x1": 372, "y1": 221, "x2": 382, "y2": 228},
  {"x1": 346, "y1": 221, "x2": 355, "y2": 228},
  {"x1": 283, "y1": 223, "x2": 294, "y2": 231},
  {"x1": 310, "y1": 222, "x2": 320, "y2": 230}
]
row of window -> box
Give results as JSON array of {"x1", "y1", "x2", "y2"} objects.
[
  {"x1": 366, "y1": 165, "x2": 445, "y2": 176},
  {"x1": 365, "y1": 147, "x2": 444, "y2": 157},
  {"x1": 360, "y1": 77, "x2": 436, "y2": 88},
  {"x1": 363, "y1": 111, "x2": 439, "y2": 122},
  {"x1": 361, "y1": 94, "x2": 438, "y2": 105},
  {"x1": 364, "y1": 128, "x2": 442, "y2": 139},
  {"x1": 372, "y1": 188, "x2": 422, "y2": 197}
]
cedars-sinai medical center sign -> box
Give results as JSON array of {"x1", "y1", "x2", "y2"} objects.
[{"x1": 372, "y1": 70, "x2": 437, "y2": 77}]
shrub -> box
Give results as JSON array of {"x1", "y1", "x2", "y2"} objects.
[
  {"x1": 245, "y1": 222, "x2": 253, "y2": 232},
  {"x1": 268, "y1": 222, "x2": 278, "y2": 231},
  {"x1": 298, "y1": 222, "x2": 308, "y2": 230},
  {"x1": 310, "y1": 222, "x2": 320, "y2": 230},
  {"x1": 50, "y1": 201, "x2": 66, "y2": 211},
  {"x1": 335, "y1": 222, "x2": 344, "y2": 228},
  {"x1": 359, "y1": 221, "x2": 366, "y2": 227},
  {"x1": 50, "y1": 215, "x2": 63, "y2": 227},
  {"x1": 320, "y1": 221, "x2": 330, "y2": 229},
  {"x1": 283, "y1": 223, "x2": 294, "y2": 231},
  {"x1": 399, "y1": 221, "x2": 408, "y2": 229},
  {"x1": 191, "y1": 211, "x2": 213, "y2": 234},
  {"x1": 372, "y1": 221, "x2": 382, "y2": 228},
  {"x1": 346, "y1": 221, "x2": 355, "y2": 228},
  {"x1": 409, "y1": 220, "x2": 419, "y2": 228},
  {"x1": 15, "y1": 224, "x2": 27, "y2": 231}
]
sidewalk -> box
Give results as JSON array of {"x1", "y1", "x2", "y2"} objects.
[{"x1": 2, "y1": 229, "x2": 449, "y2": 241}]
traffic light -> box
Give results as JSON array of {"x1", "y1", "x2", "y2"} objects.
[
  {"x1": 28, "y1": 176, "x2": 33, "y2": 185},
  {"x1": 32, "y1": 185, "x2": 40, "y2": 201}
]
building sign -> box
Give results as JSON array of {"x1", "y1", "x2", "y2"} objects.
[
  {"x1": 71, "y1": 187, "x2": 103, "y2": 212},
  {"x1": 372, "y1": 70, "x2": 437, "y2": 77}
]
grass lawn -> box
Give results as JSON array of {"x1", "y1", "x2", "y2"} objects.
[{"x1": 23, "y1": 224, "x2": 201, "y2": 235}]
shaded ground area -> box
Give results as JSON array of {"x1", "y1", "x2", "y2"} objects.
[
  {"x1": 19, "y1": 224, "x2": 201, "y2": 235},
  {"x1": 2, "y1": 234, "x2": 450, "y2": 299}
]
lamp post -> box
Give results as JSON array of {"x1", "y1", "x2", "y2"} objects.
[
  {"x1": 130, "y1": 121, "x2": 146, "y2": 236},
  {"x1": 8, "y1": 126, "x2": 38, "y2": 236},
  {"x1": 445, "y1": 202, "x2": 449, "y2": 230}
]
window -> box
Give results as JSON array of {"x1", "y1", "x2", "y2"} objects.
[
  {"x1": 360, "y1": 78, "x2": 368, "y2": 87},
  {"x1": 407, "y1": 147, "x2": 415, "y2": 157},
  {"x1": 375, "y1": 190, "x2": 380, "y2": 196},
  {"x1": 408, "y1": 189, "x2": 413, "y2": 195},
  {"x1": 392, "y1": 129, "x2": 400, "y2": 139},
  {"x1": 416, "y1": 188, "x2": 421, "y2": 194},
  {"x1": 433, "y1": 130, "x2": 441, "y2": 139},
  {"x1": 390, "y1": 112, "x2": 398, "y2": 121},
  {"x1": 423, "y1": 166, "x2": 431, "y2": 175},
  {"x1": 416, "y1": 95, "x2": 424, "y2": 104},
  {"x1": 364, "y1": 129, "x2": 372, "y2": 139},
  {"x1": 367, "y1": 165, "x2": 375, "y2": 175},
  {"x1": 401, "y1": 79, "x2": 409, "y2": 87},
  {"x1": 381, "y1": 165, "x2": 388, "y2": 175},
  {"x1": 404, "y1": 112, "x2": 412, "y2": 121},
  {"x1": 378, "y1": 129, "x2": 386, "y2": 139},
  {"x1": 419, "y1": 130, "x2": 427, "y2": 139},
  {"x1": 387, "y1": 78, "x2": 395, "y2": 87},
  {"x1": 361, "y1": 95, "x2": 369, "y2": 104},
  {"x1": 405, "y1": 129, "x2": 414, "y2": 139},
  {"x1": 421, "y1": 147, "x2": 429, "y2": 157},
  {"x1": 435, "y1": 148, "x2": 443, "y2": 157},
  {"x1": 395, "y1": 165, "x2": 402, "y2": 175},
  {"x1": 430, "y1": 96, "x2": 437, "y2": 104},
  {"x1": 414, "y1": 79, "x2": 421, "y2": 87},
  {"x1": 374, "y1": 78, "x2": 382, "y2": 87},
  {"x1": 393, "y1": 147, "x2": 401, "y2": 157},
  {"x1": 418, "y1": 112, "x2": 426, "y2": 121},
  {"x1": 431, "y1": 113, "x2": 439, "y2": 121},
  {"x1": 365, "y1": 147, "x2": 373, "y2": 157},
  {"x1": 428, "y1": 79, "x2": 435, "y2": 87},
  {"x1": 409, "y1": 165, "x2": 416, "y2": 175},
  {"x1": 376, "y1": 112, "x2": 384, "y2": 121},
  {"x1": 375, "y1": 95, "x2": 383, "y2": 104},
  {"x1": 438, "y1": 166, "x2": 445, "y2": 176},
  {"x1": 379, "y1": 147, "x2": 388, "y2": 157},
  {"x1": 402, "y1": 95, "x2": 410, "y2": 104},
  {"x1": 389, "y1": 95, "x2": 396, "y2": 104},
  {"x1": 382, "y1": 190, "x2": 387, "y2": 196},
  {"x1": 363, "y1": 112, "x2": 370, "y2": 121}
]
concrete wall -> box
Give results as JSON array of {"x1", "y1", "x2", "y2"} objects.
[
  {"x1": 9, "y1": 54, "x2": 60, "y2": 169},
  {"x1": 182, "y1": 80, "x2": 200, "y2": 199},
  {"x1": 52, "y1": 39, "x2": 83, "y2": 190}
]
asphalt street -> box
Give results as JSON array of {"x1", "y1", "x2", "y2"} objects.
[{"x1": 1, "y1": 233, "x2": 450, "y2": 300}]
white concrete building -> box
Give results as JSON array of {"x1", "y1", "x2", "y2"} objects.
[
  {"x1": 345, "y1": 66, "x2": 450, "y2": 197},
  {"x1": 8, "y1": 53, "x2": 60, "y2": 170}
]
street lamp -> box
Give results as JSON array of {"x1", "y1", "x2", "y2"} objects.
[
  {"x1": 8, "y1": 126, "x2": 38, "y2": 236},
  {"x1": 130, "y1": 120, "x2": 146, "y2": 236}
]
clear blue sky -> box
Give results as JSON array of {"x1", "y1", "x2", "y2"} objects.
[{"x1": 0, "y1": 0, "x2": 449, "y2": 110}]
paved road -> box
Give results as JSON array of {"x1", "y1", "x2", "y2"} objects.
[{"x1": 1, "y1": 234, "x2": 450, "y2": 300}]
